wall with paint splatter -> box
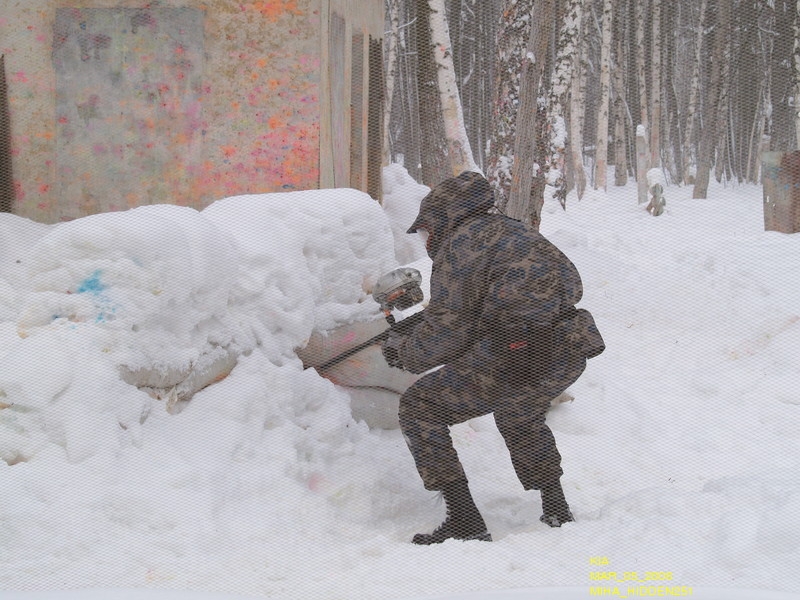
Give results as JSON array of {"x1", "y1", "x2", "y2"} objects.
[{"x1": 0, "y1": 0, "x2": 383, "y2": 223}]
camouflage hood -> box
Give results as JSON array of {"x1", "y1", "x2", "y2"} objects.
[{"x1": 407, "y1": 171, "x2": 495, "y2": 258}]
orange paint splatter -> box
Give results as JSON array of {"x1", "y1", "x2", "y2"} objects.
[
  {"x1": 251, "y1": 0, "x2": 302, "y2": 21},
  {"x1": 268, "y1": 115, "x2": 284, "y2": 129},
  {"x1": 221, "y1": 145, "x2": 237, "y2": 158}
]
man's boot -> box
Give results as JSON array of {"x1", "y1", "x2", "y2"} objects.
[
  {"x1": 539, "y1": 480, "x2": 574, "y2": 527},
  {"x1": 412, "y1": 478, "x2": 492, "y2": 545}
]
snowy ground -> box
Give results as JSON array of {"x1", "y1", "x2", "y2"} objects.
[{"x1": 1, "y1": 164, "x2": 800, "y2": 599}]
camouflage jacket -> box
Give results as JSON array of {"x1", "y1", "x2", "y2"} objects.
[{"x1": 395, "y1": 171, "x2": 587, "y2": 375}]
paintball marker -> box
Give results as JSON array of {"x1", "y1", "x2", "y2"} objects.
[{"x1": 316, "y1": 267, "x2": 425, "y2": 371}]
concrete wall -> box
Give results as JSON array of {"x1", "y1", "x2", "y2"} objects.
[{"x1": 0, "y1": 0, "x2": 383, "y2": 223}]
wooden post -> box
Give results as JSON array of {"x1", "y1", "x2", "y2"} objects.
[
  {"x1": 762, "y1": 151, "x2": 800, "y2": 233},
  {"x1": 636, "y1": 124, "x2": 649, "y2": 205},
  {"x1": 0, "y1": 54, "x2": 13, "y2": 213}
]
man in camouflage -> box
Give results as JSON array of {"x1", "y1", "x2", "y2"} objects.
[{"x1": 382, "y1": 171, "x2": 604, "y2": 545}]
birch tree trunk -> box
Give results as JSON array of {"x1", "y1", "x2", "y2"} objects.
[
  {"x1": 428, "y1": 0, "x2": 479, "y2": 176},
  {"x1": 593, "y1": 0, "x2": 613, "y2": 191},
  {"x1": 682, "y1": 0, "x2": 706, "y2": 184},
  {"x1": 382, "y1": 0, "x2": 400, "y2": 166},
  {"x1": 714, "y1": 21, "x2": 732, "y2": 184},
  {"x1": 550, "y1": 0, "x2": 584, "y2": 207},
  {"x1": 568, "y1": 8, "x2": 587, "y2": 200},
  {"x1": 416, "y1": 0, "x2": 451, "y2": 187},
  {"x1": 505, "y1": 0, "x2": 554, "y2": 229},
  {"x1": 635, "y1": 0, "x2": 650, "y2": 135},
  {"x1": 612, "y1": 0, "x2": 628, "y2": 187},
  {"x1": 649, "y1": 0, "x2": 662, "y2": 169},
  {"x1": 794, "y1": 0, "x2": 800, "y2": 148},
  {"x1": 746, "y1": 3, "x2": 773, "y2": 184}
]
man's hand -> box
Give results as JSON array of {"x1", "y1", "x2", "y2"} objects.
[{"x1": 381, "y1": 332, "x2": 405, "y2": 369}]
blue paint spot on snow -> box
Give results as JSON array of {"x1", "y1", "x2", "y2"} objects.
[{"x1": 77, "y1": 270, "x2": 106, "y2": 295}]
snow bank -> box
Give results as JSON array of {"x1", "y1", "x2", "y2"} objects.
[
  {"x1": 2, "y1": 168, "x2": 800, "y2": 600},
  {"x1": 0, "y1": 189, "x2": 398, "y2": 464},
  {"x1": 5, "y1": 586, "x2": 800, "y2": 600},
  {"x1": 201, "y1": 188, "x2": 398, "y2": 351},
  {"x1": 0, "y1": 213, "x2": 51, "y2": 322}
]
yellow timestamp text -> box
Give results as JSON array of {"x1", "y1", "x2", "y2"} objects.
[
  {"x1": 589, "y1": 571, "x2": 674, "y2": 582},
  {"x1": 588, "y1": 585, "x2": 693, "y2": 597},
  {"x1": 587, "y1": 558, "x2": 691, "y2": 597}
]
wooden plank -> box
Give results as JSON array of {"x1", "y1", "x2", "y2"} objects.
[
  {"x1": 329, "y1": 11, "x2": 349, "y2": 188},
  {"x1": 0, "y1": 54, "x2": 13, "y2": 213},
  {"x1": 318, "y1": 0, "x2": 334, "y2": 189},
  {"x1": 367, "y1": 35, "x2": 383, "y2": 202},
  {"x1": 763, "y1": 151, "x2": 800, "y2": 234},
  {"x1": 350, "y1": 31, "x2": 364, "y2": 191}
]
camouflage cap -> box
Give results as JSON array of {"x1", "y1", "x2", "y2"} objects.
[{"x1": 406, "y1": 171, "x2": 494, "y2": 235}]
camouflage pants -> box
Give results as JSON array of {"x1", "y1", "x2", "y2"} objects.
[{"x1": 398, "y1": 344, "x2": 586, "y2": 491}]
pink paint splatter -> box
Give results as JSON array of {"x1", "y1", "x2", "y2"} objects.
[{"x1": 13, "y1": 181, "x2": 25, "y2": 201}]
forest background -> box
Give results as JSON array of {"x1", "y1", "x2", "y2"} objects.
[{"x1": 385, "y1": 0, "x2": 800, "y2": 228}]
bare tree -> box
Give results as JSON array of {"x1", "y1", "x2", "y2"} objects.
[
  {"x1": 612, "y1": 0, "x2": 628, "y2": 187},
  {"x1": 390, "y1": 0, "x2": 793, "y2": 209},
  {"x1": 486, "y1": 0, "x2": 533, "y2": 208},
  {"x1": 416, "y1": 0, "x2": 451, "y2": 186},
  {"x1": 635, "y1": 0, "x2": 650, "y2": 141},
  {"x1": 593, "y1": 0, "x2": 613, "y2": 191},
  {"x1": 682, "y1": 0, "x2": 706, "y2": 184},
  {"x1": 568, "y1": 4, "x2": 587, "y2": 200},
  {"x1": 428, "y1": 0, "x2": 479, "y2": 175},
  {"x1": 550, "y1": 0, "x2": 584, "y2": 205},
  {"x1": 795, "y1": 0, "x2": 800, "y2": 148},
  {"x1": 693, "y1": 0, "x2": 731, "y2": 199},
  {"x1": 649, "y1": 0, "x2": 662, "y2": 169},
  {"x1": 504, "y1": 0, "x2": 554, "y2": 229},
  {"x1": 713, "y1": 10, "x2": 733, "y2": 185},
  {"x1": 383, "y1": 0, "x2": 401, "y2": 166}
]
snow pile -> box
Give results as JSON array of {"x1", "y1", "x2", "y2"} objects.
[
  {"x1": 0, "y1": 213, "x2": 51, "y2": 321},
  {"x1": 379, "y1": 162, "x2": 429, "y2": 264},
  {"x1": 0, "y1": 190, "x2": 398, "y2": 464},
  {"x1": 1, "y1": 168, "x2": 800, "y2": 599},
  {"x1": 202, "y1": 189, "x2": 398, "y2": 351},
  {"x1": 15, "y1": 204, "x2": 239, "y2": 371}
]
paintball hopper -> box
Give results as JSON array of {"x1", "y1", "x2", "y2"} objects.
[{"x1": 372, "y1": 267, "x2": 424, "y2": 313}]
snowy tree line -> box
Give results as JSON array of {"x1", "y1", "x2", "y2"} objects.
[{"x1": 383, "y1": 0, "x2": 800, "y2": 226}]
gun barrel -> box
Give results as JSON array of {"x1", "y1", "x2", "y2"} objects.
[{"x1": 315, "y1": 312, "x2": 424, "y2": 372}]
